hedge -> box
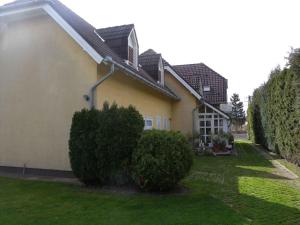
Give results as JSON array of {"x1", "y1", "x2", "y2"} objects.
[
  {"x1": 69, "y1": 102, "x2": 144, "y2": 186},
  {"x1": 95, "y1": 102, "x2": 145, "y2": 185},
  {"x1": 69, "y1": 109, "x2": 101, "y2": 185},
  {"x1": 247, "y1": 49, "x2": 300, "y2": 165}
]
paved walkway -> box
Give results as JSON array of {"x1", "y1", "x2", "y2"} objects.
[{"x1": 252, "y1": 144, "x2": 300, "y2": 191}]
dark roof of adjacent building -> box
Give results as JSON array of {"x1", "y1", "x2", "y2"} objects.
[
  {"x1": 139, "y1": 49, "x2": 162, "y2": 81},
  {"x1": 173, "y1": 63, "x2": 228, "y2": 105},
  {"x1": 0, "y1": 0, "x2": 179, "y2": 100},
  {"x1": 96, "y1": 24, "x2": 134, "y2": 60}
]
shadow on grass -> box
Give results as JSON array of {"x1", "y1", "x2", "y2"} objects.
[
  {"x1": 187, "y1": 141, "x2": 300, "y2": 225},
  {"x1": 0, "y1": 141, "x2": 299, "y2": 225}
]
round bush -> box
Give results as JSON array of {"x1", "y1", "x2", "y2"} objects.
[{"x1": 132, "y1": 130, "x2": 193, "y2": 191}]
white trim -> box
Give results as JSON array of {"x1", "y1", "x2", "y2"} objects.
[
  {"x1": 165, "y1": 66, "x2": 229, "y2": 119},
  {"x1": 158, "y1": 57, "x2": 165, "y2": 86},
  {"x1": 128, "y1": 29, "x2": 139, "y2": 69},
  {"x1": 203, "y1": 101, "x2": 230, "y2": 119},
  {"x1": 156, "y1": 116, "x2": 161, "y2": 130},
  {"x1": 163, "y1": 117, "x2": 170, "y2": 130},
  {"x1": 0, "y1": 4, "x2": 103, "y2": 64},
  {"x1": 165, "y1": 66, "x2": 202, "y2": 100},
  {"x1": 144, "y1": 117, "x2": 153, "y2": 130},
  {"x1": 93, "y1": 29, "x2": 105, "y2": 42},
  {"x1": 203, "y1": 86, "x2": 210, "y2": 92},
  {"x1": 108, "y1": 58, "x2": 179, "y2": 100}
]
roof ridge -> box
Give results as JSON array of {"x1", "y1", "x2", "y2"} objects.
[
  {"x1": 140, "y1": 49, "x2": 158, "y2": 56},
  {"x1": 173, "y1": 63, "x2": 227, "y2": 80},
  {"x1": 97, "y1": 24, "x2": 134, "y2": 31},
  {"x1": 173, "y1": 62, "x2": 205, "y2": 67}
]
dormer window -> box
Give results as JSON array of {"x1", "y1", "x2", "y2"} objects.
[
  {"x1": 158, "y1": 57, "x2": 164, "y2": 86},
  {"x1": 204, "y1": 86, "x2": 210, "y2": 92},
  {"x1": 128, "y1": 29, "x2": 138, "y2": 69}
]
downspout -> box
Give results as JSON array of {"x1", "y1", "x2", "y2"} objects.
[
  {"x1": 192, "y1": 107, "x2": 198, "y2": 148},
  {"x1": 87, "y1": 56, "x2": 115, "y2": 109}
]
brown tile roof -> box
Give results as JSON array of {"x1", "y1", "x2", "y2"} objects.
[
  {"x1": 173, "y1": 63, "x2": 228, "y2": 105},
  {"x1": 0, "y1": 0, "x2": 179, "y2": 100}
]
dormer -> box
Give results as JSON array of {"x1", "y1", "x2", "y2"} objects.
[
  {"x1": 96, "y1": 24, "x2": 139, "y2": 69},
  {"x1": 139, "y1": 49, "x2": 165, "y2": 86}
]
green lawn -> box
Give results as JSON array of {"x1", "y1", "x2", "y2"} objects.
[{"x1": 1, "y1": 140, "x2": 300, "y2": 225}]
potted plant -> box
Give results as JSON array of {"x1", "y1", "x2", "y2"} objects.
[
  {"x1": 212, "y1": 134, "x2": 227, "y2": 153},
  {"x1": 222, "y1": 132, "x2": 234, "y2": 150}
]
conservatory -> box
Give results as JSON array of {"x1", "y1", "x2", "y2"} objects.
[{"x1": 196, "y1": 103, "x2": 230, "y2": 144}]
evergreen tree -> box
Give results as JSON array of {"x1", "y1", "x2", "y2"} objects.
[{"x1": 230, "y1": 93, "x2": 246, "y2": 130}]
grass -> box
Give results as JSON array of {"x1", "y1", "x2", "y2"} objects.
[{"x1": 1, "y1": 140, "x2": 300, "y2": 225}]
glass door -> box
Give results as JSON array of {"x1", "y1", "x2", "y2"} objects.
[
  {"x1": 198, "y1": 105, "x2": 226, "y2": 145},
  {"x1": 199, "y1": 114, "x2": 213, "y2": 144}
]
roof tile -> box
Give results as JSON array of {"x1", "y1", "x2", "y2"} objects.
[{"x1": 173, "y1": 63, "x2": 228, "y2": 105}]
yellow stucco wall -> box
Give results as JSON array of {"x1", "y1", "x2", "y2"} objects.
[
  {"x1": 164, "y1": 71, "x2": 198, "y2": 135},
  {"x1": 0, "y1": 14, "x2": 175, "y2": 171},
  {"x1": 0, "y1": 15, "x2": 97, "y2": 171},
  {"x1": 96, "y1": 65, "x2": 173, "y2": 130}
]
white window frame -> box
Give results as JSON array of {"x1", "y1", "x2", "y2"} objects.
[
  {"x1": 203, "y1": 86, "x2": 210, "y2": 92},
  {"x1": 198, "y1": 105, "x2": 226, "y2": 144},
  {"x1": 128, "y1": 29, "x2": 138, "y2": 69},
  {"x1": 156, "y1": 116, "x2": 161, "y2": 130},
  {"x1": 144, "y1": 117, "x2": 153, "y2": 130},
  {"x1": 163, "y1": 117, "x2": 169, "y2": 130},
  {"x1": 158, "y1": 57, "x2": 164, "y2": 86},
  {"x1": 166, "y1": 118, "x2": 171, "y2": 130}
]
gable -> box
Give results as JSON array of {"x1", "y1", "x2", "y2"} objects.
[
  {"x1": 173, "y1": 63, "x2": 228, "y2": 105},
  {"x1": 164, "y1": 71, "x2": 198, "y2": 103},
  {"x1": 0, "y1": 1, "x2": 178, "y2": 100},
  {"x1": 164, "y1": 65, "x2": 202, "y2": 100},
  {"x1": 0, "y1": 3, "x2": 103, "y2": 63},
  {"x1": 165, "y1": 65, "x2": 230, "y2": 119}
]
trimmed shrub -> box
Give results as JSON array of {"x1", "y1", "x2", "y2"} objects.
[
  {"x1": 69, "y1": 109, "x2": 100, "y2": 185},
  {"x1": 132, "y1": 130, "x2": 193, "y2": 191},
  {"x1": 69, "y1": 102, "x2": 144, "y2": 186},
  {"x1": 95, "y1": 102, "x2": 144, "y2": 185},
  {"x1": 247, "y1": 49, "x2": 300, "y2": 165}
]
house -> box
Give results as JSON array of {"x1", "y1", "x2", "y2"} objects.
[{"x1": 0, "y1": 0, "x2": 230, "y2": 173}]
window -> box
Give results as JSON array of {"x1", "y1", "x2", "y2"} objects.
[
  {"x1": 128, "y1": 29, "x2": 138, "y2": 69},
  {"x1": 198, "y1": 105, "x2": 227, "y2": 144},
  {"x1": 163, "y1": 117, "x2": 170, "y2": 130},
  {"x1": 203, "y1": 86, "x2": 210, "y2": 92},
  {"x1": 156, "y1": 116, "x2": 161, "y2": 130},
  {"x1": 144, "y1": 117, "x2": 153, "y2": 130}
]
